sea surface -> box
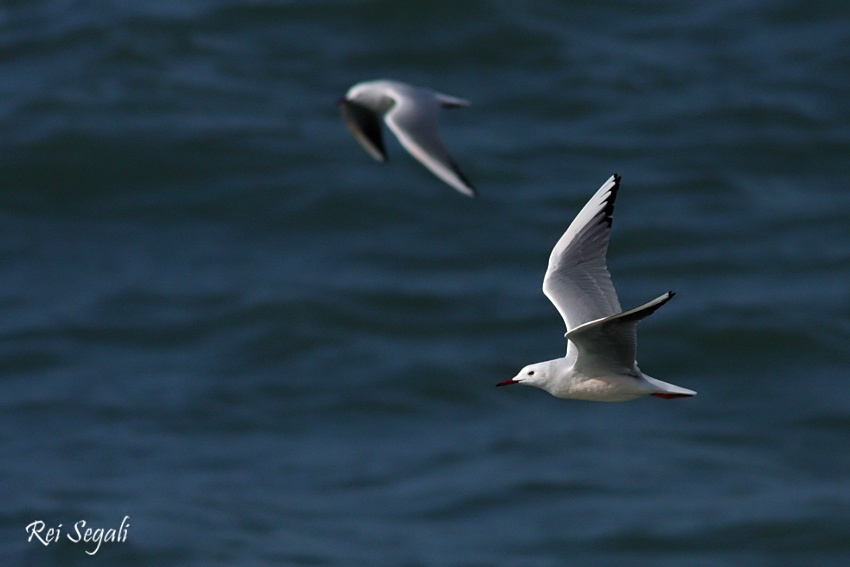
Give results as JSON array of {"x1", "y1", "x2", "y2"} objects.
[{"x1": 2, "y1": 1, "x2": 849, "y2": 565}]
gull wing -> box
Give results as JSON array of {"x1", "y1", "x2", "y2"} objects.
[
  {"x1": 340, "y1": 99, "x2": 388, "y2": 162},
  {"x1": 566, "y1": 291, "x2": 675, "y2": 375},
  {"x1": 543, "y1": 174, "x2": 622, "y2": 347},
  {"x1": 383, "y1": 94, "x2": 476, "y2": 197}
]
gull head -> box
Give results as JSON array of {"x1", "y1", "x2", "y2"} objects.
[
  {"x1": 342, "y1": 82, "x2": 396, "y2": 114},
  {"x1": 497, "y1": 363, "x2": 550, "y2": 389}
]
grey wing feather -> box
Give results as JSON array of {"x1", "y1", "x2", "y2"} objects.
[
  {"x1": 543, "y1": 174, "x2": 622, "y2": 339},
  {"x1": 566, "y1": 291, "x2": 675, "y2": 375}
]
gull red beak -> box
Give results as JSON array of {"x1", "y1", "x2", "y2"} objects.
[{"x1": 496, "y1": 379, "x2": 519, "y2": 387}]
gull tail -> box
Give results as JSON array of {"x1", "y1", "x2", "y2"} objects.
[
  {"x1": 643, "y1": 375, "x2": 697, "y2": 399},
  {"x1": 435, "y1": 92, "x2": 471, "y2": 108}
]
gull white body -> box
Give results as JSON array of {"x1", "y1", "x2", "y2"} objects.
[
  {"x1": 339, "y1": 79, "x2": 476, "y2": 197},
  {"x1": 498, "y1": 174, "x2": 696, "y2": 401}
]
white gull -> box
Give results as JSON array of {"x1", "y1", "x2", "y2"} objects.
[
  {"x1": 497, "y1": 174, "x2": 696, "y2": 401},
  {"x1": 339, "y1": 79, "x2": 476, "y2": 197}
]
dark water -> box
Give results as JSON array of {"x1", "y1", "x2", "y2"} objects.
[{"x1": 2, "y1": 1, "x2": 850, "y2": 565}]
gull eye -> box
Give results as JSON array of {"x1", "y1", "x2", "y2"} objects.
[{"x1": 527, "y1": 371, "x2": 534, "y2": 376}]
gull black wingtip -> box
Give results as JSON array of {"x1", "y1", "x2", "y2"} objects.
[
  {"x1": 448, "y1": 161, "x2": 477, "y2": 198},
  {"x1": 596, "y1": 173, "x2": 621, "y2": 228}
]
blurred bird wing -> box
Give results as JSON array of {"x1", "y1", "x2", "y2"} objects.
[
  {"x1": 340, "y1": 99, "x2": 388, "y2": 162},
  {"x1": 384, "y1": 93, "x2": 476, "y2": 197}
]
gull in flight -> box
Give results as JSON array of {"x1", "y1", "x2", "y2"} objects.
[
  {"x1": 497, "y1": 174, "x2": 696, "y2": 401},
  {"x1": 339, "y1": 79, "x2": 477, "y2": 197}
]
